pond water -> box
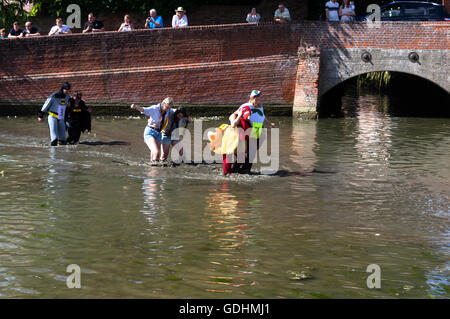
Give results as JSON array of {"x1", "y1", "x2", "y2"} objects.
[{"x1": 0, "y1": 93, "x2": 449, "y2": 298}]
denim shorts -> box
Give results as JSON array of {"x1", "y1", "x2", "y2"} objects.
[
  {"x1": 144, "y1": 126, "x2": 162, "y2": 142},
  {"x1": 160, "y1": 134, "x2": 172, "y2": 145}
]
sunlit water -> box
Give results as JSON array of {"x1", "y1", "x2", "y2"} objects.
[{"x1": 0, "y1": 94, "x2": 449, "y2": 298}]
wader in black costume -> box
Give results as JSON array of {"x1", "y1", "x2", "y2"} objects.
[{"x1": 65, "y1": 93, "x2": 91, "y2": 144}]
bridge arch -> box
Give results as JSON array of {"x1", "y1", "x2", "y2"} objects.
[
  {"x1": 293, "y1": 46, "x2": 449, "y2": 118},
  {"x1": 317, "y1": 70, "x2": 450, "y2": 118},
  {"x1": 317, "y1": 49, "x2": 450, "y2": 98}
]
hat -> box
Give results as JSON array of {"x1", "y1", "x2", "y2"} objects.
[
  {"x1": 175, "y1": 7, "x2": 186, "y2": 13},
  {"x1": 61, "y1": 82, "x2": 71, "y2": 90},
  {"x1": 250, "y1": 90, "x2": 261, "y2": 98},
  {"x1": 162, "y1": 97, "x2": 174, "y2": 107}
]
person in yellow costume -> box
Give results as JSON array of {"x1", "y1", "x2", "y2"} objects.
[{"x1": 208, "y1": 90, "x2": 275, "y2": 175}]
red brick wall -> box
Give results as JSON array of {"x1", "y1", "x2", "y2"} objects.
[
  {"x1": 0, "y1": 23, "x2": 299, "y2": 106},
  {"x1": 0, "y1": 22, "x2": 448, "y2": 108}
]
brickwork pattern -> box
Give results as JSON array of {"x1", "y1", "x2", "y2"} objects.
[{"x1": 0, "y1": 21, "x2": 448, "y2": 108}]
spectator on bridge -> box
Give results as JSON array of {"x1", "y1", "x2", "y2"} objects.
[
  {"x1": 145, "y1": 9, "x2": 163, "y2": 29},
  {"x1": 20, "y1": 21, "x2": 40, "y2": 37},
  {"x1": 325, "y1": 0, "x2": 340, "y2": 22},
  {"x1": 8, "y1": 22, "x2": 23, "y2": 38},
  {"x1": 340, "y1": 0, "x2": 355, "y2": 21},
  {"x1": 118, "y1": 15, "x2": 134, "y2": 32},
  {"x1": 274, "y1": 3, "x2": 291, "y2": 23},
  {"x1": 172, "y1": 7, "x2": 188, "y2": 28},
  {"x1": 48, "y1": 18, "x2": 72, "y2": 36},
  {"x1": 350, "y1": 1, "x2": 355, "y2": 11},
  {"x1": 0, "y1": 28, "x2": 7, "y2": 39},
  {"x1": 246, "y1": 8, "x2": 261, "y2": 23},
  {"x1": 82, "y1": 13, "x2": 105, "y2": 33}
]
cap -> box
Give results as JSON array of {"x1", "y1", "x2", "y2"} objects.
[
  {"x1": 175, "y1": 7, "x2": 186, "y2": 13},
  {"x1": 250, "y1": 90, "x2": 261, "y2": 98}
]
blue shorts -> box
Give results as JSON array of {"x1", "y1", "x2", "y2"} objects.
[
  {"x1": 144, "y1": 126, "x2": 162, "y2": 142},
  {"x1": 160, "y1": 134, "x2": 172, "y2": 145}
]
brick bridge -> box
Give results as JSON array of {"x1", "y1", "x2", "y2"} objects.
[{"x1": 0, "y1": 21, "x2": 448, "y2": 117}]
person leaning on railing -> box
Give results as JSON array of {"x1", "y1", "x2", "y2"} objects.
[
  {"x1": 172, "y1": 7, "x2": 188, "y2": 28},
  {"x1": 19, "y1": 21, "x2": 40, "y2": 37},
  {"x1": 48, "y1": 18, "x2": 72, "y2": 36},
  {"x1": 274, "y1": 3, "x2": 291, "y2": 23},
  {"x1": 82, "y1": 13, "x2": 105, "y2": 33},
  {"x1": 0, "y1": 28, "x2": 7, "y2": 39},
  {"x1": 145, "y1": 9, "x2": 163, "y2": 29},
  {"x1": 8, "y1": 21, "x2": 23, "y2": 38},
  {"x1": 246, "y1": 8, "x2": 261, "y2": 23},
  {"x1": 118, "y1": 14, "x2": 134, "y2": 31}
]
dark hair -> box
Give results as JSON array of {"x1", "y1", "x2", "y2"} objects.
[{"x1": 174, "y1": 106, "x2": 188, "y2": 128}]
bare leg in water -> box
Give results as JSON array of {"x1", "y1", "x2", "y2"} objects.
[
  {"x1": 145, "y1": 136, "x2": 160, "y2": 163},
  {"x1": 161, "y1": 143, "x2": 170, "y2": 161}
]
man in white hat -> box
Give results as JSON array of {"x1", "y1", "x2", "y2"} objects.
[{"x1": 172, "y1": 7, "x2": 188, "y2": 28}]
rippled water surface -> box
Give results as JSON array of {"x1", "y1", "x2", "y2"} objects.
[{"x1": 0, "y1": 95, "x2": 449, "y2": 298}]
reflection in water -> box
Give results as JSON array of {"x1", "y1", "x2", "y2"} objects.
[
  {"x1": 290, "y1": 120, "x2": 318, "y2": 171},
  {"x1": 354, "y1": 102, "x2": 393, "y2": 177},
  {"x1": 142, "y1": 169, "x2": 168, "y2": 224},
  {"x1": 202, "y1": 181, "x2": 254, "y2": 293}
]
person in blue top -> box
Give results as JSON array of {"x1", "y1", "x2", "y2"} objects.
[
  {"x1": 0, "y1": 28, "x2": 7, "y2": 39},
  {"x1": 130, "y1": 97, "x2": 173, "y2": 164},
  {"x1": 8, "y1": 22, "x2": 22, "y2": 39},
  {"x1": 145, "y1": 9, "x2": 163, "y2": 29},
  {"x1": 38, "y1": 82, "x2": 71, "y2": 146}
]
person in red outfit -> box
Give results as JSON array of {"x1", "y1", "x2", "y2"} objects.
[{"x1": 222, "y1": 90, "x2": 260, "y2": 176}]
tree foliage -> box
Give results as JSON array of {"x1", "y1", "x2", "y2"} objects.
[
  {"x1": 0, "y1": 0, "x2": 31, "y2": 29},
  {"x1": 26, "y1": 0, "x2": 260, "y2": 21}
]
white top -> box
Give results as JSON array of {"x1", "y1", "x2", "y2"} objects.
[
  {"x1": 172, "y1": 14, "x2": 188, "y2": 28},
  {"x1": 274, "y1": 8, "x2": 291, "y2": 21},
  {"x1": 246, "y1": 13, "x2": 261, "y2": 23},
  {"x1": 340, "y1": 7, "x2": 355, "y2": 21},
  {"x1": 142, "y1": 104, "x2": 164, "y2": 128},
  {"x1": 49, "y1": 25, "x2": 71, "y2": 35},
  {"x1": 326, "y1": 1, "x2": 340, "y2": 21}
]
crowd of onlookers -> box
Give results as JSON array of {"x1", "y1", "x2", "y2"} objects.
[{"x1": 0, "y1": 2, "x2": 357, "y2": 40}]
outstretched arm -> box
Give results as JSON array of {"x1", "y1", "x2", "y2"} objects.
[{"x1": 130, "y1": 104, "x2": 145, "y2": 113}]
